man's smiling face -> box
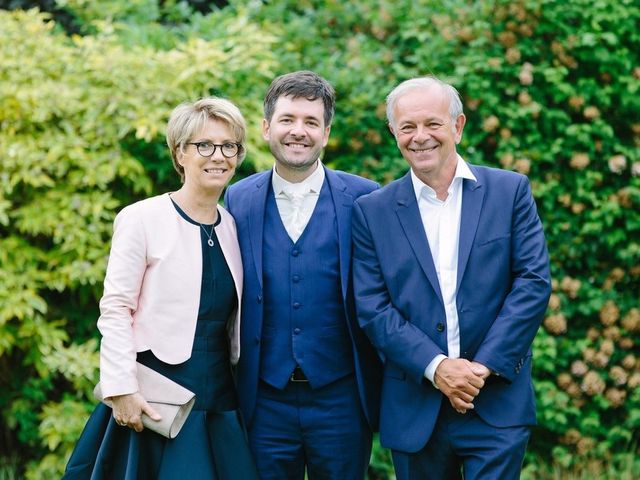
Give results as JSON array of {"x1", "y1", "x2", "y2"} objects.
[
  {"x1": 390, "y1": 85, "x2": 465, "y2": 185},
  {"x1": 263, "y1": 95, "x2": 330, "y2": 176}
]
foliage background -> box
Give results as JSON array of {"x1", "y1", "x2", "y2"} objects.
[{"x1": 1, "y1": 0, "x2": 638, "y2": 478}]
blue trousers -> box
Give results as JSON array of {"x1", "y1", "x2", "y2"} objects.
[
  {"x1": 249, "y1": 374, "x2": 371, "y2": 480},
  {"x1": 392, "y1": 401, "x2": 530, "y2": 480}
]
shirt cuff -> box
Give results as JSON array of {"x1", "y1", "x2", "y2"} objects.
[{"x1": 424, "y1": 354, "x2": 448, "y2": 387}]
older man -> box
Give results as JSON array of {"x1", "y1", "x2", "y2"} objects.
[{"x1": 352, "y1": 76, "x2": 551, "y2": 479}]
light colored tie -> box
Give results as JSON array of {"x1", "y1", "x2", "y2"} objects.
[{"x1": 282, "y1": 184, "x2": 309, "y2": 242}]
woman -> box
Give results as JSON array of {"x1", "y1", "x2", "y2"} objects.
[{"x1": 64, "y1": 97, "x2": 258, "y2": 479}]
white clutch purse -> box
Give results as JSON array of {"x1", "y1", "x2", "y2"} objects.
[{"x1": 94, "y1": 362, "x2": 196, "y2": 439}]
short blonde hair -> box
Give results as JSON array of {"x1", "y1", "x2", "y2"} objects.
[{"x1": 166, "y1": 97, "x2": 247, "y2": 181}]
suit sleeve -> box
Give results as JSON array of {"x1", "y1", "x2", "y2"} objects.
[
  {"x1": 223, "y1": 187, "x2": 232, "y2": 213},
  {"x1": 473, "y1": 176, "x2": 551, "y2": 382},
  {"x1": 352, "y1": 200, "x2": 445, "y2": 385}
]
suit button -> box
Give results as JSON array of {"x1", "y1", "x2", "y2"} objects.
[
  {"x1": 436, "y1": 323, "x2": 445, "y2": 332},
  {"x1": 292, "y1": 275, "x2": 300, "y2": 283},
  {"x1": 294, "y1": 328, "x2": 301, "y2": 334},
  {"x1": 292, "y1": 250, "x2": 299, "y2": 257},
  {"x1": 293, "y1": 302, "x2": 301, "y2": 309}
]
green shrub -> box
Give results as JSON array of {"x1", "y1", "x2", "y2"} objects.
[
  {"x1": 1, "y1": 0, "x2": 638, "y2": 476},
  {"x1": 0, "y1": 6, "x2": 275, "y2": 477}
]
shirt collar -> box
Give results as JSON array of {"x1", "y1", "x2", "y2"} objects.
[
  {"x1": 272, "y1": 160, "x2": 325, "y2": 196},
  {"x1": 411, "y1": 154, "x2": 476, "y2": 201}
]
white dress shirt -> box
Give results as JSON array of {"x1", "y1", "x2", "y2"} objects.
[
  {"x1": 272, "y1": 161, "x2": 325, "y2": 242},
  {"x1": 410, "y1": 156, "x2": 477, "y2": 384}
]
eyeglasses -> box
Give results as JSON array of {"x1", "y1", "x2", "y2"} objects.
[{"x1": 187, "y1": 141, "x2": 242, "y2": 158}]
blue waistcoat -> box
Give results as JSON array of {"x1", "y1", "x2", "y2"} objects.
[{"x1": 260, "y1": 181, "x2": 354, "y2": 389}]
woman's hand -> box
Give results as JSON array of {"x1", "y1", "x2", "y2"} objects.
[{"x1": 110, "y1": 392, "x2": 162, "y2": 432}]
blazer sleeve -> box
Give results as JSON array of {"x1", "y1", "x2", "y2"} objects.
[
  {"x1": 473, "y1": 176, "x2": 551, "y2": 381},
  {"x1": 223, "y1": 187, "x2": 232, "y2": 213},
  {"x1": 97, "y1": 205, "x2": 146, "y2": 397},
  {"x1": 352, "y1": 200, "x2": 445, "y2": 385}
]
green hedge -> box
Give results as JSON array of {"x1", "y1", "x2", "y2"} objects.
[
  {"x1": 0, "y1": 5, "x2": 275, "y2": 477},
  {"x1": 0, "y1": 0, "x2": 638, "y2": 477}
]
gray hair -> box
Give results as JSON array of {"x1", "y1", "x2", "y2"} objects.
[
  {"x1": 166, "y1": 96, "x2": 247, "y2": 182},
  {"x1": 386, "y1": 76, "x2": 463, "y2": 129}
]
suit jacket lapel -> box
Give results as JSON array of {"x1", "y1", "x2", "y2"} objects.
[
  {"x1": 249, "y1": 171, "x2": 271, "y2": 290},
  {"x1": 457, "y1": 169, "x2": 484, "y2": 291},
  {"x1": 325, "y1": 168, "x2": 353, "y2": 301},
  {"x1": 395, "y1": 173, "x2": 444, "y2": 305}
]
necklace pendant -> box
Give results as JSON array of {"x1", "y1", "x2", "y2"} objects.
[{"x1": 207, "y1": 238, "x2": 214, "y2": 247}]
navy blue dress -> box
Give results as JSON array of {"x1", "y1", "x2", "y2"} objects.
[{"x1": 63, "y1": 203, "x2": 258, "y2": 479}]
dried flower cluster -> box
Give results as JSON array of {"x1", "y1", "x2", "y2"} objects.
[
  {"x1": 621, "y1": 354, "x2": 636, "y2": 370},
  {"x1": 505, "y1": 47, "x2": 521, "y2": 64},
  {"x1": 576, "y1": 437, "x2": 596, "y2": 455},
  {"x1": 570, "y1": 152, "x2": 590, "y2": 170},
  {"x1": 619, "y1": 337, "x2": 634, "y2": 350},
  {"x1": 583, "y1": 105, "x2": 600, "y2": 119},
  {"x1": 519, "y1": 62, "x2": 533, "y2": 85},
  {"x1": 621, "y1": 308, "x2": 640, "y2": 332},
  {"x1": 551, "y1": 40, "x2": 578, "y2": 69},
  {"x1": 609, "y1": 366, "x2": 628, "y2": 386},
  {"x1": 586, "y1": 327, "x2": 599, "y2": 341},
  {"x1": 482, "y1": 115, "x2": 500, "y2": 133},
  {"x1": 581, "y1": 371, "x2": 605, "y2": 396},
  {"x1": 557, "y1": 372, "x2": 573, "y2": 389},
  {"x1": 560, "y1": 276, "x2": 581, "y2": 298},
  {"x1": 604, "y1": 387, "x2": 626, "y2": 407},
  {"x1": 607, "y1": 154, "x2": 627, "y2": 174},
  {"x1": 555, "y1": 301, "x2": 639, "y2": 415},
  {"x1": 603, "y1": 326, "x2": 621, "y2": 341},
  {"x1": 571, "y1": 360, "x2": 588, "y2": 377},
  {"x1": 602, "y1": 268, "x2": 625, "y2": 290},
  {"x1": 518, "y1": 91, "x2": 532, "y2": 106},
  {"x1": 544, "y1": 313, "x2": 567, "y2": 335},
  {"x1": 568, "y1": 95, "x2": 585, "y2": 110},
  {"x1": 614, "y1": 188, "x2": 634, "y2": 208},
  {"x1": 513, "y1": 158, "x2": 531, "y2": 175},
  {"x1": 548, "y1": 293, "x2": 561, "y2": 311},
  {"x1": 500, "y1": 153, "x2": 514, "y2": 168},
  {"x1": 600, "y1": 339, "x2": 615, "y2": 356},
  {"x1": 560, "y1": 428, "x2": 581, "y2": 445},
  {"x1": 593, "y1": 351, "x2": 610, "y2": 369}
]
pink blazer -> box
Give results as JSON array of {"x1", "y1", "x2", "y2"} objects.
[{"x1": 97, "y1": 193, "x2": 243, "y2": 398}]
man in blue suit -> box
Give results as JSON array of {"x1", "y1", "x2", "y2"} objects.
[
  {"x1": 224, "y1": 71, "x2": 382, "y2": 479},
  {"x1": 352, "y1": 76, "x2": 551, "y2": 479}
]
